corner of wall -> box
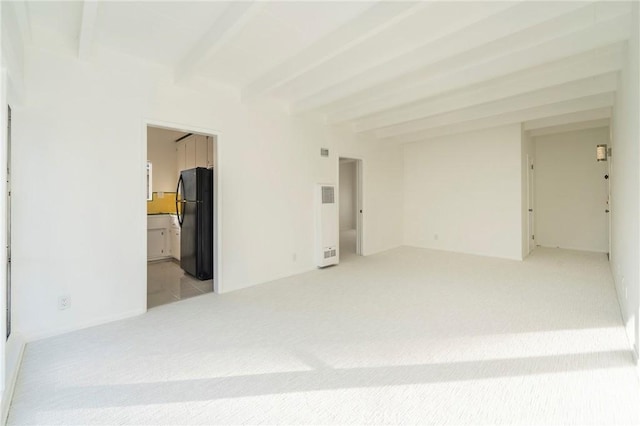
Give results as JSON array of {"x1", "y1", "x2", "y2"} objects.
[{"x1": 1, "y1": 333, "x2": 26, "y2": 424}]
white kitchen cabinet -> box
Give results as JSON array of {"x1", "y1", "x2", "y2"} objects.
[
  {"x1": 185, "y1": 136, "x2": 196, "y2": 170},
  {"x1": 196, "y1": 136, "x2": 208, "y2": 168},
  {"x1": 176, "y1": 135, "x2": 214, "y2": 178},
  {"x1": 176, "y1": 140, "x2": 186, "y2": 185},
  {"x1": 147, "y1": 215, "x2": 171, "y2": 261},
  {"x1": 207, "y1": 136, "x2": 214, "y2": 168},
  {"x1": 170, "y1": 214, "x2": 180, "y2": 260},
  {"x1": 147, "y1": 229, "x2": 167, "y2": 260}
]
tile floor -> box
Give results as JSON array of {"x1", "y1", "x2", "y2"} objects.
[{"x1": 147, "y1": 259, "x2": 213, "y2": 309}]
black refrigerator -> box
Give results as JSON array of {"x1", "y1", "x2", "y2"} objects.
[{"x1": 176, "y1": 167, "x2": 213, "y2": 280}]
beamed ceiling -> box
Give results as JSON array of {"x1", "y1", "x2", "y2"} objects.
[{"x1": 21, "y1": 1, "x2": 635, "y2": 143}]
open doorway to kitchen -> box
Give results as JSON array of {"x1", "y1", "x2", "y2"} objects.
[
  {"x1": 338, "y1": 157, "x2": 363, "y2": 261},
  {"x1": 146, "y1": 124, "x2": 218, "y2": 309}
]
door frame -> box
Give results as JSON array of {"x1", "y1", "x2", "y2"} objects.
[
  {"x1": 337, "y1": 156, "x2": 364, "y2": 257},
  {"x1": 606, "y1": 128, "x2": 612, "y2": 258},
  {"x1": 0, "y1": 68, "x2": 7, "y2": 392},
  {"x1": 142, "y1": 119, "x2": 223, "y2": 299},
  {"x1": 5, "y1": 105, "x2": 10, "y2": 340},
  {"x1": 527, "y1": 155, "x2": 535, "y2": 253}
]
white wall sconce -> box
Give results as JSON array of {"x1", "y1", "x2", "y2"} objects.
[{"x1": 596, "y1": 144, "x2": 608, "y2": 162}]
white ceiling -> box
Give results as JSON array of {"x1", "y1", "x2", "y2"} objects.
[{"x1": 25, "y1": 1, "x2": 634, "y2": 143}]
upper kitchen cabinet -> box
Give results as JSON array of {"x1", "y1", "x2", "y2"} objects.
[
  {"x1": 185, "y1": 137, "x2": 196, "y2": 170},
  {"x1": 207, "y1": 136, "x2": 214, "y2": 168},
  {"x1": 176, "y1": 135, "x2": 214, "y2": 178}
]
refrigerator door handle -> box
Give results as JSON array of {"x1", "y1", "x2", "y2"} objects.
[{"x1": 176, "y1": 174, "x2": 185, "y2": 227}]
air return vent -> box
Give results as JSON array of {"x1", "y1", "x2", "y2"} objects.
[{"x1": 321, "y1": 186, "x2": 335, "y2": 204}]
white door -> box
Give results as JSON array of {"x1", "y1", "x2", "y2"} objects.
[{"x1": 527, "y1": 156, "x2": 535, "y2": 252}]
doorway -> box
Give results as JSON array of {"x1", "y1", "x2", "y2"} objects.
[
  {"x1": 145, "y1": 123, "x2": 219, "y2": 309},
  {"x1": 533, "y1": 129, "x2": 609, "y2": 252},
  {"x1": 338, "y1": 157, "x2": 363, "y2": 261}
]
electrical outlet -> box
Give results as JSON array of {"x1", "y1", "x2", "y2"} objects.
[
  {"x1": 434, "y1": 234, "x2": 439, "y2": 241},
  {"x1": 58, "y1": 295, "x2": 70, "y2": 310},
  {"x1": 292, "y1": 253, "x2": 297, "y2": 262}
]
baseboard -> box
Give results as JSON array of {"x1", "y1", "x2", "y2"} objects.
[
  {"x1": 22, "y1": 308, "x2": 147, "y2": 342},
  {"x1": 1, "y1": 335, "x2": 26, "y2": 425},
  {"x1": 402, "y1": 244, "x2": 523, "y2": 262}
]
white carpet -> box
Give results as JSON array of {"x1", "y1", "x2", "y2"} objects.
[{"x1": 8, "y1": 247, "x2": 640, "y2": 424}]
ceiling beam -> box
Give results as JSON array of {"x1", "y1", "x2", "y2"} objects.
[
  {"x1": 174, "y1": 1, "x2": 260, "y2": 83},
  {"x1": 78, "y1": 1, "x2": 99, "y2": 60},
  {"x1": 527, "y1": 118, "x2": 610, "y2": 137},
  {"x1": 324, "y1": 13, "x2": 630, "y2": 123},
  {"x1": 374, "y1": 73, "x2": 617, "y2": 139},
  {"x1": 383, "y1": 94, "x2": 614, "y2": 145},
  {"x1": 524, "y1": 108, "x2": 612, "y2": 131},
  {"x1": 353, "y1": 44, "x2": 624, "y2": 133},
  {"x1": 328, "y1": 15, "x2": 631, "y2": 123},
  {"x1": 291, "y1": 1, "x2": 606, "y2": 114},
  {"x1": 240, "y1": 1, "x2": 426, "y2": 101}
]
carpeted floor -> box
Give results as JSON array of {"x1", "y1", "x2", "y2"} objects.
[{"x1": 8, "y1": 247, "x2": 639, "y2": 424}]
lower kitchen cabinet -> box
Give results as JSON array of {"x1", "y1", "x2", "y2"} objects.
[
  {"x1": 147, "y1": 215, "x2": 171, "y2": 261},
  {"x1": 147, "y1": 228, "x2": 167, "y2": 260},
  {"x1": 170, "y1": 222, "x2": 180, "y2": 260}
]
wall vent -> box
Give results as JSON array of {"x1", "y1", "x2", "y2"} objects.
[{"x1": 321, "y1": 186, "x2": 335, "y2": 204}]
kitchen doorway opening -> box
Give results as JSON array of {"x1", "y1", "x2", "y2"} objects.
[
  {"x1": 338, "y1": 157, "x2": 363, "y2": 261},
  {"x1": 145, "y1": 123, "x2": 219, "y2": 309}
]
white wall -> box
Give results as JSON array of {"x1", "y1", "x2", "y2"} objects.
[
  {"x1": 1, "y1": 2, "x2": 28, "y2": 422},
  {"x1": 339, "y1": 161, "x2": 356, "y2": 231},
  {"x1": 147, "y1": 127, "x2": 179, "y2": 193},
  {"x1": 0, "y1": 1, "x2": 25, "y2": 102},
  {"x1": 9, "y1": 35, "x2": 404, "y2": 340},
  {"x1": 610, "y1": 1, "x2": 640, "y2": 361},
  {"x1": 534, "y1": 128, "x2": 610, "y2": 253},
  {"x1": 403, "y1": 124, "x2": 523, "y2": 260}
]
